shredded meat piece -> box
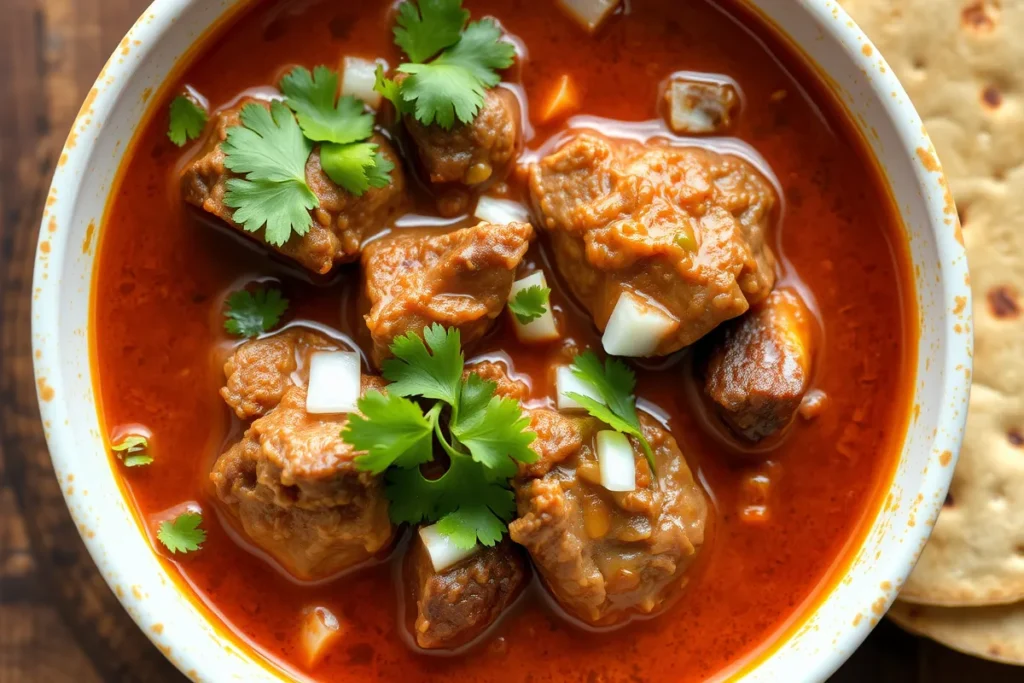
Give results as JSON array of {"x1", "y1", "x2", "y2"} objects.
[
  {"x1": 210, "y1": 381, "x2": 392, "y2": 580},
  {"x1": 361, "y1": 222, "x2": 533, "y2": 365},
  {"x1": 182, "y1": 99, "x2": 406, "y2": 275},
  {"x1": 510, "y1": 413, "x2": 707, "y2": 625},
  {"x1": 704, "y1": 289, "x2": 815, "y2": 440},
  {"x1": 221, "y1": 328, "x2": 340, "y2": 420},
  {"x1": 529, "y1": 133, "x2": 776, "y2": 354},
  {"x1": 407, "y1": 537, "x2": 527, "y2": 650}
]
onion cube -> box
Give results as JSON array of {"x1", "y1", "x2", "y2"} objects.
[
  {"x1": 475, "y1": 196, "x2": 531, "y2": 225},
  {"x1": 509, "y1": 271, "x2": 559, "y2": 343},
  {"x1": 341, "y1": 56, "x2": 386, "y2": 108},
  {"x1": 306, "y1": 351, "x2": 361, "y2": 414},
  {"x1": 556, "y1": 365, "x2": 603, "y2": 411},
  {"x1": 601, "y1": 291, "x2": 680, "y2": 357},
  {"x1": 596, "y1": 430, "x2": 636, "y2": 492},
  {"x1": 419, "y1": 524, "x2": 480, "y2": 573}
]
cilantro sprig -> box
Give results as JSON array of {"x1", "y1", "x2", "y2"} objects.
[
  {"x1": 221, "y1": 65, "x2": 392, "y2": 247},
  {"x1": 508, "y1": 285, "x2": 550, "y2": 324},
  {"x1": 112, "y1": 435, "x2": 153, "y2": 468},
  {"x1": 376, "y1": 0, "x2": 516, "y2": 129},
  {"x1": 168, "y1": 94, "x2": 208, "y2": 147},
  {"x1": 157, "y1": 512, "x2": 206, "y2": 554},
  {"x1": 223, "y1": 286, "x2": 289, "y2": 338},
  {"x1": 342, "y1": 325, "x2": 537, "y2": 548},
  {"x1": 565, "y1": 351, "x2": 657, "y2": 474},
  {"x1": 279, "y1": 66, "x2": 393, "y2": 195}
]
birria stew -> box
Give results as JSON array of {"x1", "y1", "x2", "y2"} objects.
[{"x1": 91, "y1": 0, "x2": 916, "y2": 680}]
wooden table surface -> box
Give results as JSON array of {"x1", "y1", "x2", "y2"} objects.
[{"x1": 0, "y1": 1, "x2": 1020, "y2": 681}]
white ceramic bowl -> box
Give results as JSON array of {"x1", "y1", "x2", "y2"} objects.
[{"x1": 31, "y1": 1, "x2": 971, "y2": 681}]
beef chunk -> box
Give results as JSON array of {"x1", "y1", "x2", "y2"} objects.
[
  {"x1": 529, "y1": 133, "x2": 776, "y2": 354},
  {"x1": 211, "y1": 381, "x2": 393, "y2": 580},
  {"x1": 407, "y1": 537, "x2": 527, "y2": 650},
  {"x1": 664, "y1": 78, "x2": 740, "y2": 135},
  {"x1": 404, "y1": 87, "x2": 520, "y2": 186},
  {"x1": 509, "y1": 413, "x2": 707, "y2": 625},
  {"x1": 464, "y1": 360, "x2": 529, "y2": 400},
  {"x1": 704, "y1": 289, "x2": 815, "y2": 440},
  {"x1": 361, "y1": 222, "x2": 533, "y2": 365},
  {"x1": 221, "y1": 328, "x2": 341, "y2": 420},
  {"x1": 182, "y1": 100, "x2": 406, "y2": 275}
]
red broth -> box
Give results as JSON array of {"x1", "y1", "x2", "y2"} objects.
[{"x1": 92, "y1": 0, "x2": 916, "y2": 680}]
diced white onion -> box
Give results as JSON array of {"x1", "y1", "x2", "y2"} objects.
[
  {"x1": 557, "y1": 0, "x2": 620, "y2": 33},
  {"x1": 419, "y1": 524, "x2": 479, "y2": 573},
  {"x1": 299, "y1": 606, "x2": 343, "y2": 668},
  {"x1": 509, "y1": 271, "x2": 560, "y2": 343},
  {"x1": 596, "y1": 430, "x2": 636, "y2": 492},
  {"x1": 341, "y1": 56, "x2": 386, "y2": 108},
  {"x1": 306, "y1": 351, "x2": 361, "y2": 414},
  {"x1": 474, "y1": 196, "x2": 531, "y2": 225},
  {"x1": 556, "y1": 365, "x2": 603, "y2": 411},
  {"x1": 601, "y1": 291, "x2": 680, "y2": 357}
]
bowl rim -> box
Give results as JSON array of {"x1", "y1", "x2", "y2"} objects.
[{"x1": 30, "y1": 0, "x2": 971, "y2": 681}]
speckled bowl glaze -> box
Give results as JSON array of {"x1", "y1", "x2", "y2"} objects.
[{"x1": 31, "y1": 1, "x2": 971, "y2": 681}]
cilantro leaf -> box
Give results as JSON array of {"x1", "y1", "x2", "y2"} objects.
[
  {"x1": 436, "y1": 505, "x2": 506, "y2": 548},
  {"x1": 386, "y1": 452, "x2": 515, "y2": 549},
  {"x1": 280, "y1": 66, "x2": 375, "y2": 144},
  {"x1": 568, "y1": 351, "x2": 656, "y2": 473},
  {"x1": 346, "y1": 391, "x2": 436, "y2": 474},
  {"x1": 394, "y1": 0, "x2": 468, "y2": 63},
  {"x1": 436, "y1": 19, "x2": 515, "y2": 88},
  {"x1": 451, "y1": 374, "x2": 536, "y2": 479},
  {"x1": 320, "y1": 141, "x2": 389, "y2": 196},
  {"x1": 223, "y1": 287, "x2": 289, "y2": 338},
  {"x1": 168, "y1": 94, "x2": 207, "y2": 147},
  {"x1": 508, "y1": 285, "x2": 550, "y2": 324},
  {"x1": 222, "y1": 101, "x2": 317, "y2": 246},
  {"x1": 374, "y1": 65, "x2": 406, "y2": 111},
  {"x1": 382, "y1": 324, "x2": 464, "y2": 406},
  {"x1": 397, "y1": 63, "x2": 487, "y2": 129},
  {"x1": 112, "y1": 435, "x2": 153, "y2": 468},
  {"x1": 366, "y1": 152, "x2": 396, "y2": 189},
  {"x1": 394, "y1": 18, "x2": 516, "y2": 129},
  {"x1": 157, "y1": 512, "x2": 206, "y2": 554}
]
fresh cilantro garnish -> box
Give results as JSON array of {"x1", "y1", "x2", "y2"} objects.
[
  {"x1": 222, "y1": 101, "x2": 318, "y2": 246},
  {"x1": 388, "y1": 450, "x2": 515, "y2": 548},
  {"x1": 450, "y1": 374, "x2": 536, "y2": 479},
  {"x1": 281, "y1": 66, "x2": 374, "y2": 144},
  {"x1": 157, "y1": 512, "x2": 206, "y2": 554},
  {"x1": 382, "y1": 325, "x2": 464, "y2": 405},
  {"x1": 279, "y1": 65, "x2": 393, "y2": 196},
  {"x1": 508, "y1": 285, "x2": 550, "y2": 324},
  {"x1": 565, "y1": 350, "x2": 657, "y2": 474},
  {"x1": 378, "y1": 0, "x2": 516, "y2": 129},
  {"x1": 342, "y1": 324, "x2": 536, "y2": 548},
  {"x1": 167, "y1": 94, "x2": 207, "y2": 147},
  {"x1": 112, "y1": 435, "x2": 153, "y2": 468},
  {"x1": 394, "y1": 0, "x2": 469, "y2": 63},
  {"x1": 346, "y1": 393, "x2": 437, "y2": 474},
  {"x1": 223, "y1": 287, "x2": 289, "y2": 338}
]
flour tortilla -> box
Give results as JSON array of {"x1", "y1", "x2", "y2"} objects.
[
  {"x1": 841, "y1": 0, "x2": 1024, "y2": 606},
  {"x1": 888, "y1": 599, "x2": 1024, "y2": 666}
]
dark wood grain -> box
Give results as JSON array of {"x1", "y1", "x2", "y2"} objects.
[{"x1": 0, "y1": 1, "x2": 1020, "y2": 682}]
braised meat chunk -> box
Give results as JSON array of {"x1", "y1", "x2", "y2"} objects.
[
  {"x1": 404, "y1": 87, "x2": 520, "y2": 186},
  {"x1": 509, "y1": 413, "x2": 707, "y2": 625},
  {"x1": 704, "y1": 289, "x2": 815, "y2": 441},
  {"x1": 182, "y1": 100, "x2": 405, "y2": 275},
  {"x1": 407, "y1": 537, "x2": 527, "y2": 650},
  {"x1": 221, "y1": 328, "x2": 341, "y2": 420},
  {"x1": 361, "y1": 222, "x2": 533, "y2": 365},
  {"x1": 529, "y1": 133, "x2": 776, "y2": 355},
  {"x1": 211, "y1": 382, "x2": 393, "y2": 580}
]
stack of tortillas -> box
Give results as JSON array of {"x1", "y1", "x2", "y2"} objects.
[{"x1": 840, "y1": 0, "x2": 1024, "y2": 665}]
